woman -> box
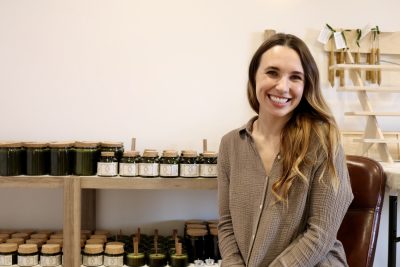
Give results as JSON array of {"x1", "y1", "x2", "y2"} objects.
[{"x1": 217, "y1": 33, "x2": 354, "y2": 266}]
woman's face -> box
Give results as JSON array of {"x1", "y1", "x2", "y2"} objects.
[{"x1": 255, "y1": 45, "x2": 305, "y2": 121}]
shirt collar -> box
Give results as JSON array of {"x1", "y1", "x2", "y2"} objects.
[{"x1": 239, "y1": 116, "x2": 258, "y2": 137}]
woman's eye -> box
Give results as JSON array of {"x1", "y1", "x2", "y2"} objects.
[
  {"x1": 291, "y1": 75, "x2": 303, "y2": 81},
  {"x1": 266, "y1": 70, "x2": 278, "y2": 77}
]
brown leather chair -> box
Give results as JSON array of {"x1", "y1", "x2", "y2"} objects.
[{"x1": 337, "y1": 155, "x2": 386, "y2": 267}]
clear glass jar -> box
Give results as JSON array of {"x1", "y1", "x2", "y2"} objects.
[
  {"x1": 179, "y1": 150, "x2": 199, "y2": 177},
  {"x1": 0, "y1": 243, "x2": 18, "y2": 266},
  {"x1": 49, "y1": 142, "x2": 74, "y2": 176},
  {"x1": 74, "y1": 141, "x2": 99, "y2": 176},
  {"x1": 119, "y1": 151, "x2": 141, "y2": 177},
  {"x1": 139, "y1": 150, "x2": 159, "y2": 177},
  {"x1": 40, "y1": 244, "x2": 62, "y2": 267},
  {"x1": 103, "y1": 243, "x2": 124, "y2": 267},
  {"x1": 100, "y1": 141, "x2": 124, "y2": 162},
  {"x1": 24, "y1": 142, "x2": 49, "y2": 176},
  {"x1": 82, "y1": 244, "x2": 103, "y2": 266},
  {"x1": 159, "y1": 150, "x2": 180, "y2": 178},
  {"x1": 0, "y1": 142, "x2": 25, "y2": 176},
  {"x1": 199, "y1": 151, "x2": 218, "y2": 178},
  {"x1": 97, "y1": 151, "x2": 118, "y2": 177},
  {"x1": 17, "y1": 244, "x2": 39, "y2": 267}
]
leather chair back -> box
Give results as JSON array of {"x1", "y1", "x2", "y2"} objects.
[{"x1": 337, "y1": 155, "x2": 386, "y2": 267}]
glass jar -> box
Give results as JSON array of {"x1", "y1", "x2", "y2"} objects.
[
  {"x1": 119, "y1": 151, "x2": 140, "y2": 177},
  {"x1": 209, "y1": 227, "x2": 221, "y2": 261},
  {"x1": 139, "y1": 150, "x2": 159, "y2": 177},
  {"x1": 17, "y1": 244, "x2": 39, "y2": 267},
  {"x1": 125, "y1": 252, "x2": 145, "y2": 267},
  {"x1": 186, "y1": 229, "x2": 208, "y2": 262},
  {"x1": 24, "y1": 142, "x2": 49, "y2": 175},
  {"x1": 40, "y1": 244, "x2": 62, "y2": 267},
  {"x1": 199, "y1": 151, "x2": 218, "y2": 178},
  {"x1": 179, "y1": 150, "x2": 199, "y2": 178},
  {"x1": 49, "y1": 142, "x2": 74, "y2": 176},
  {"x1": 159, "y1": 150, "x2": 180, "y2": 178},
  {"x1": 103, "y1": 243, "x2": 124, "y2": 267},
  {"x1": 170, "y1": 253, "x2": 189, "y2": 267},
  {"x1": 74, "y1": 141, "x2": 99, "y2": 176},
  {"x1": 82, "y1": 244, "x2": 103, "y2": 266},
  {"x1": 100, "y1": 141, "x2": 124, "y2": 161},
  {"x1": 0, "y1": 142, "x2": 25, "y2": 176},
  {"x1": 6, "y1": 238, "x2": 24, "y2": 246},
  {"x1": 148, "y1": 248, "x2": 167, "y2": 267},
  {"x1": 97, "y1": 151, "x2": 118, "y2": 177},
  {"x1": 0, "y1": 243, "x2": 18, "y2": 266}
]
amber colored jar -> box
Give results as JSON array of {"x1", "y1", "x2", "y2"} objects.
[
  {"x1": 0, "y1": 142, "x2": 25, "y2": 176},
  {"x1": 0, "y1": 243, "x2": 18, "y2": 266},
  {"x1": 139, "y1": 150, "x2": 159, "y2": 177},
  {"x1": 17, "y1": 244, "x2": 39, "y2": 267},
  {"x1": 159, "y1": 150, "x2": 180, "y2": 177},
  {"x1": 179, "y1": 150, "x2": 199, "y2": 177},
  {"x1": 49, "y1": 142, "x2": 74, "y2": 176},
  {"x1": 119, "y1": 151, "x2": 141, "y2": 177},
  {"x1": 24, "y1": 142, "x2": 49, "y2": 175},
  {"x1": 74, "y1": 141, "x2": 99, "y2": 176}
]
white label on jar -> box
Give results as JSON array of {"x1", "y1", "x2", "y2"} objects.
[
  {"x1": 103, "y1": 255, "x2": 124, "y2": 266},
  {"x1": 18, "y1": 255, "x2": 39, "y2": 266},
  {"x1": 0, "y1": 255, "x2": 13, "y2": 265},
  {"x1": 200, "y1": 164, "x2": 217, "y2": 177},
  {"x1": 119, "y1": 162, "x2": 138, "y2": 176},
  {"x1": 139, "y1": 163, "x2": 159, "y2": 176},
  {"x1": 40, "y1": 254, "x2": 62, "y2": 266},
  {"x1": 82, "y1": 254, "x2": 103, "y2": 266},
  {"x1": 160, "y1": 164, "x2": 179, "y2": 177},
  {"x1": 180, "y1": 163, "x2": 199, "y2": 177},
  {"x1": 97, "y1": 162, "x2": 118, "y2": 176}
]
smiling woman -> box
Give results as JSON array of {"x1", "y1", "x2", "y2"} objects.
[{"x1": 217, "y1": 33, "x2": 354, "y2": 267}]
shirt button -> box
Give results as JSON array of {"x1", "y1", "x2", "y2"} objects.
[
  {"x1": 252, "y1": 234, "x2": 255, "y2": 240},
  {"x1": 259, "y1": 204, "x2": 263, "y2": 209}
]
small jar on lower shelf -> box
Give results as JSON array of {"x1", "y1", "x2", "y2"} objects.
[
  {"x1": 103, "y1": 243, "x2": 124, "y2": 267},
  {"x1": 0, "y1": 243, "x2": 18, "y2": 266},
  {"x1": 82, "y1": 244, "x2": 104, "y2": 267},
  {"x1": 40, "y1": 244, "x2": 62, "y2": 267},
  {"x1": 17, "y1": 244, "x2": 39, "y2": 267}
]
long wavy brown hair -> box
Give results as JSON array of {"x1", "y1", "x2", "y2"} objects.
[{"x1": 247, "y1": 33, "x2": 342, "y2": 202}]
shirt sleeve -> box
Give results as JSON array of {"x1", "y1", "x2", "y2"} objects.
[
  {"x1": 217, "y1": 136, "x2": 246, "y2": 267},
  {"x1": 269, "y1": 146, "x2": 354, "y2": 267}
]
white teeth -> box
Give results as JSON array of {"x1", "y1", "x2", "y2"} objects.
[{"x1": 270, "y1": 95, "x2": 288, "y2": 104}]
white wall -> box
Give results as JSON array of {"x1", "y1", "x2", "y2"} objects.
[{"x1": 0, "y1": 1, "x2": 399, "y2": 266}]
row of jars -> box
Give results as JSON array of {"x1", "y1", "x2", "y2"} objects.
[{"x1": 0, "y1": 141, "x2": 218, "y2": 178}]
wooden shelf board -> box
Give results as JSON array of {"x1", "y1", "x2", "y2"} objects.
[
  {"x1": 0, "y1": 176, "x2": 65, "y2": 188},
  {"x1": 330, "y1": 64, "x2": 400, "y2": 71},
  {"x1": 337, "y1": 86, "x2": 400, "y2": 92},
  {"x1": 345, "y1": 111, "x2": 400, "y2": 116},
  {"x1": 353, "y1": 138, "x2": 400, "y2": 144},
  {"x1": 80, "y1": 176, "x2": 218, "y2": 190}
]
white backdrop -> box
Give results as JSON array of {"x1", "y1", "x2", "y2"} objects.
[{"x1": 1, "y1": 1, "x2": 399, "y2": 266}]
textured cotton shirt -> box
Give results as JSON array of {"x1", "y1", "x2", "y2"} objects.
[{"x1": 217, "y1": 117, "x2": 354, "y2": 267}]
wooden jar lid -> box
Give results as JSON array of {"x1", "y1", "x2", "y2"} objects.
[
  {"x1": 106, "y1": 241, "x2": 125, "y2": 246},
  {"x1": 210, "y1": 228, "x2": 218, "y2": 236},
  {"x1": 181, "y1": 150, "x2": 197, "y2": 157},
  {"x1": 84, "y1": 244, "x2": 103, "y2": 254},
  {"x1": 41, "y1": 244, "x2": 61, "y2": 254},
  {"x1": 50, "y1": 234, "x2": 63, "y2": 239},
  {"x1": 46, "y1": 239, "x2": 63, "y2": 247},
  {"x1": 0, "y1": 233, "x2": 10, "y2": 239},
  {"x1": 6, "y1": 238, "x2": 24, "y2": 245},
  {"x1": 0, "y1": 243, "x2": 18, "y2": 253},
  {"x1": 26, "y1": 239, "x2": 46, "y2": 247},
  {"x1": 105, "y1": 244, "x2": 124, "y2": 254},
  {"x1": 0, "y1": 230, "x2": 15, "y2": 235},
  {"x1": 186, "y1": 229, "x2": 208, "y2": 237},
  {"x1": 143, "y1": 150, "x2": 158, "y2": 157},
  {"x1": 162, "y1": 150, "x2": 178, "y2": 157},
  {"x1": 35, "y1": 230, "x2": 54, "y2": 236},
  {"x1": 0, "y1": 142, "x2": 23, "y2": 148},
  {"x1": 123, "y1": 151, "x2": 140, "y2": 157},
  {"x1": 48, "y1": 142, "x2": 74, "y2": 148},
  {"x1": 94, "y1": 230, "x2": 110, "y2": 236},
  {"x1": 18, "y1": 244, "x2": 38, "y2": 253},
  {"x1": 90, "y1": 234, "x2": 107, "y2": 242},
  {"x1": 203, "y1": 151, "x2": 218, "y2": 158},
  {"x1": 11, "y1": 232, "x2": 30, "y2": 240},
  {"x1": 100, "y1": 141, "x2": 123, "y2": 148},
  {"x1": 23, "y1": 142, "x2": 48, "y2": 148},
  {"x1": 86, "y1": 238, "x2": 105, "y2": 245},
  {"x1": 30, "y1": 233, "x2": 48, "y2": 240},
  {"x1": 74, "y1": 141, "x2": 99, "y2": 148},
  {"x1": 186, "y1": 224, "x2": 207, "y2": 230}
]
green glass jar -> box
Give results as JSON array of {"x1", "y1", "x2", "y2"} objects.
[
  {"x1": 159, "y1": 150, "x2": 180, "y2": 178},
  {"x1": 97, "y1": 151, "x2": 118, "y2": 177},
  {"x1": 119, "y1": 151, "x2": 141, "y2": 177},
  {"x1": 125, "y1": 252, "x2": 145, "y2": 267},
  {"x1": 49, "y1": 142, "x2": 74, "y2": 176},
  {"x1": 103, "y1": 243, "x2": 124, "y2": 267},
  {"x1": 139, "y1": 150, "x2": 159, "y2": 177},
  {"x1": 82, "y1": 244, "x2": 103, "y2": 266},
  {"x1": 0, "y1": 142, "x2": 25, "y2": 176},
  {"x1": 179, "y1": 150, "x2": 199, "y2": 178},
  {"x1": 199, "y1": 151, "x2": 218, "y2": 178},
  {"x1": 74, "y1": 142, "x2": 99, "y2": 176},
  {"x1": 17, "y1": 244, "x2": 39, "y2": 267},
  {"x1": 0, "y1": 243, "x2": 18, "y2": 266},
  {"x1": 100, "y1": 141, "x2": 124, "y2": 161},
  {"x1": 24, "y1": 142, "x2": 49, "y2": 176}
]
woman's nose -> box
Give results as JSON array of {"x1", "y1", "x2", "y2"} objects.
[{"x1": 275, "y1": 76, "x2": 289, "y2": 92}]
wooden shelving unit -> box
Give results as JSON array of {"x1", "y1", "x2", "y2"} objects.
[{"x1": 0, "y1": 175, "x2": 217, "y2": 267}]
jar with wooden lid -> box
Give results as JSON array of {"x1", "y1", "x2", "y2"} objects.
[
  {"x1": 0, "y1": 243, "x2": 18, "y2": 266},
  {"x1": 82, "y1": 244, "x2": 103, "y2": 266},
  {"x1": 26, "y1": 238, "x2": 46, "y2": 249},
  {"x1": 30, "y1": 233, "x2": 49, "y2": 240},
  {"x1": 100, "y1": 141, "x2": 124, "y2": 161},
  {"x1": 103, "y1": 243, "x2": 124, "y2": 267},
  {"x1": 49, "y1": 141, "x2": 74, "y2": 176},
  {"x1": 11, "y1": 232, "x2": 30, "y2": 241},
  {"x1": 0, "y1": 142, "x2": 25, "y2": 176},
  {"x1": 0, "y1": 234, "x2": 10, "y2": 240},
  {"x1": 17, "y1": 244, "x2": 39, "y2": 266},
  {"x1": 74, "y1": 141, "x2": 99, "y2": 176},
  {"x1": 186, "y1": 228, "x2": 208, "y2": 262},
  {"x1": 6, "y1": 238, "x2": 24, "y2": 246},
  {"x1": 119, "y1": 151, "x2": 141, "y2": 177},
  {"x1": 40, "y1": 244, "x2": 62, "y2": 267},
  {"x1": 159, "y1": 150, "x2": 180, "y2": 177},
  {"x1": 97, "y1": 151, "x2": 118, "y2": 177},
  {"x1": 139, "y1": 150, "x2": 159, "y2": 177},
  {"x1": 179, "y1": 150, "x2": 199, "y2": 177},
  {"x1": 199, "y1": 151, "x2": 217, "y2": 178},
  {"x1": 24, "y1": 142, "x2": 49, "y2": 175}
]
